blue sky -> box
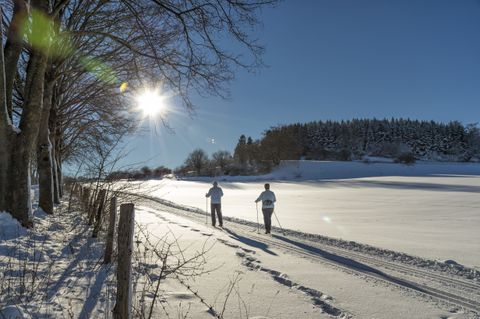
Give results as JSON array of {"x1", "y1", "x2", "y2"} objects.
[{"x1": 122, "y1": 0, "x2": 480, "y2": 170}]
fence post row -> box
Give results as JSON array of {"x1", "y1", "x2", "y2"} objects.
[
  {"x1": 103, "y1": 196, "x2": 117, "y2": 264},
  {"x1": 113, "y1": 203, "x2": 135, "y2": 319}
]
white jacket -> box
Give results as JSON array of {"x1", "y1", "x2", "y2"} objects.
[
  {"x1": 255, "y1": 190, "x2": 276, "y2": 209},
  {"x1": 206, "y1": 186, "x2": 223, "y2": 204}
]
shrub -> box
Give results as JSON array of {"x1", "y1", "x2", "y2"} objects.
[{"x1": 395, "y1": 152, "x2": 416, "y2": 164}]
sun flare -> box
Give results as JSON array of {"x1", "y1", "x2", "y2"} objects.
[{"x1": 136, "y1": 90, "x2": 166, "y2": 117}]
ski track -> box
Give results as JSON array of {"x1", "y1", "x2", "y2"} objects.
[
  {"x1": 228, "y1": 241, "x2": 351, "y2": 318},
  {"x1": 124, "y1": 193, "x2": 480, "y2": 318}
]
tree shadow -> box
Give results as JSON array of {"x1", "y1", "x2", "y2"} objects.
[
  {"x1": 272, "y1": 234, "x2": 427, "y2": 293},
  {"x1": 77, "y1": 266, "x2": 111, "y2": 319},
  {"x1": 47, "y1": 234, "x2": 98, "y2": 300},
  {"x1": 223, "y1": 228, "x2": 278, "y2": 256},
  {"x1": 325, "y1": 179, "x2": 480, "y2": 193}
]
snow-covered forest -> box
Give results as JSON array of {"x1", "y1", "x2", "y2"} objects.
[{"x1": 233, "y1": 119, "x2": 480, "y2": 165}]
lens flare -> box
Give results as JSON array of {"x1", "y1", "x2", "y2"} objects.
[{"x1": 119, "y1": 82, "x2": 128, "y2": 93}]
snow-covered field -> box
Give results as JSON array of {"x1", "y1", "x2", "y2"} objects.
[
  {"x1": 129, "y1": 161, "x2": 480, "y2": 268},
  {"x1": 1, "y1": 160, "x2": 479, "y2": 318}
]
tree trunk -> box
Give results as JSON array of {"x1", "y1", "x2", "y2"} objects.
[
  {"x1": 49, "y1": 106, "x2": 61, "y2": 204},
  {"x1": 3, "y1": 0, "x2": 27, "y2": 120},
  {"x1": 56, "y1": 152, "x2": 63, "y2": 198},
  {"x1": 0, "y1": 129, "x2": 10, "y2": 212},
  {"x1": 36, "y1": 69, "x2": 55, "y2": 214},
  {"x1": 7, "y1": 0, "x2": 51, "y2": 226},
  {"x1": 0, "y1": 6, "x2": 12, "y2": 211},
  {"x1": 9, "y1": 144, "x2": 34, "y2": 227}
]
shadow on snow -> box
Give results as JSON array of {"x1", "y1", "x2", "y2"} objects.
[{"x1": 272, "y1": 234, "x2": 427, "y2": 293}]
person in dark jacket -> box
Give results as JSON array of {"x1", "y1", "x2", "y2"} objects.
[
  {"x1": 206, "y1": 181, "x2": 224, "y2": 227},
  {"x1": 255, "y1": 183, "x2": 276, "y2": 234}
]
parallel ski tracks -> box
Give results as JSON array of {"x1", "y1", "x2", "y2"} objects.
[
  {"x1": 237, "y1": 227, "x2": 480, "y2": 314},
  {"x1": 129, "y1": 194, "x2": 480, "y2": 315},
  {"x1": 234, "y1": 222, "x2": 480, "y2": 293}
]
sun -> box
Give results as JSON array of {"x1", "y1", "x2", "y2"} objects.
[{"x1": 136, "y1": 90, "x2": 166, "y2": 117}]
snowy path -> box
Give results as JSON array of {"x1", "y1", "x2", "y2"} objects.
[{"x1": 132, "y1": 194, "x2": 480, "y2": 319}]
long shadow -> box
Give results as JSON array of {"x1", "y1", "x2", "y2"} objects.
[
  {"x1": 47, "y1": 232, "x2": 95, "y2": 300},
  {"x1": 77, "y1": 266, "x2": 111, "y2": 319},
  {"x1": 223, "y1": 228, "x2": 278, "y2": 256},
  {"x1": 272, "y1": 234, "x2": 428, "y2": 293}
]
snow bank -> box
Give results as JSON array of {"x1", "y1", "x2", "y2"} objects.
[{"x1": 0, "y1": 211, "x2": 27, "y2": 240}]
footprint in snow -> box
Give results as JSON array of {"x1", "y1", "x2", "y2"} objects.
[{"x1": 217, "y1": 239, "x2": 239, "y2": 248}]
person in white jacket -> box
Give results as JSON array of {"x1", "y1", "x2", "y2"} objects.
[
  {"x1": 206, "y1": 181, "x2": 224, "y2": 227},
  {"x1": 255, "y1": 183, "x2": 276, "y2": 234}
]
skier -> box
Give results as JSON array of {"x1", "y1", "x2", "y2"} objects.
[
  {"x1": 255, "y1": 183, "x2": 276, "y2": 234},
  {"x1": 205, "y1": 181, "x2": 224, "y2": 227}
]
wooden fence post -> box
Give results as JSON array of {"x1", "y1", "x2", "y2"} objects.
[
  {"x1": 113, "y1": 203, "x2": 135, "y2": 319},
  {"x1": 88, "y1": 189, "x2": 100, "y2": 226},
  {"x1": 82, "y1": 187, "x2": 91, "y2": 213},
  {"x1": 92, "y1": 189, "x2": 107, "y2": 237},
  {"x1": 103, "y1": 196, "x2": 117, "y2": 264}
]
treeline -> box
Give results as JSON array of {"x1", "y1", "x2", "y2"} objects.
[
  {"x1": 175, "y1": 134, "x2": 290, "y2": 177},
  {"x1": 175, "y1": 150, "x2": 239, "y2": 176},
  {"x1": 177, "y1": 118, "x2": 480, "y2": 177},
  {"x1": 254, "y1": 119, "x2": 480, "y2": 163},
  {"x1": 106, "y1": 166, "x2": 172, "y2": 181},
  {"x1": 250, "y1": 119, "x2": 480, "y2": 164}
]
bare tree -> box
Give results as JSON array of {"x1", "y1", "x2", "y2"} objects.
[
  {"x1": 212, "y1": 150, "x2": 233, "y2": 174},
  {"x1": 1, "y1": 0, "x2": 278, "y2": 226},
  {"x1": 1, "y1": 0, "x2": 55, "y2": 226},
  {"x1": 184, "y1": 148, "x2": 209, "y2": 175}
]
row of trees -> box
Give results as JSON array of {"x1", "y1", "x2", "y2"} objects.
[
  {"x1": 232, "y1": 119, "x2": 480, "y2": 167},
  {"x1": 176, "y1": 135, "x2": 274, "y2": 177},
  {"x1": 0, "y1": 0, "x2": 276, "y2": 226},
  {"x1": 176, "y1": 149, "x2": 235, "y2": 176},
  {"x1": 105, "y1": 166, "x2": 172, "y2": 181},
  {"x1": 177, "y1": 118, "x2": 480, "y2": 177}
]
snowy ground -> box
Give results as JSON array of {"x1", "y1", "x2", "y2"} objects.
[
  {"x1": 1, "y1": 160, "x2": 479, "y2": 318},
  {"x1": 1, "y1": 198, "x2": 478, "y2": 318},
  {"x1": 132, "y1": 196, "x2": 480, "y2": 319},
  {"x1": 0, "y1": 206, "x2": 115, "y2": 318},
  {"x1": 126, "y1": 161, "x2": 480, "y2": 268}
]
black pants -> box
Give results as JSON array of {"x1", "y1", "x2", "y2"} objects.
[
  {"x1": 211, "y1": 203, "x2": 223, "y2": 227},
  {"x1": 262, "y1": 208, "x2": 274, "y2": 233}
]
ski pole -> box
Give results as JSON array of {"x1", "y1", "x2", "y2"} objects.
[
  {"x1": 273, "y1": 210, "x2": 285, "y2": 235},
  {"x1": 255, "y1": 202, "x2": 260, "y2": 233}
]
